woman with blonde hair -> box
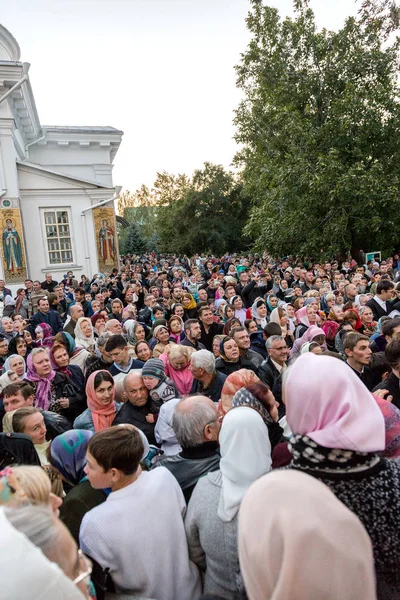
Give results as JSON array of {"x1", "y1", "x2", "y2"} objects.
[
  {"x1": 11, "y1": 465, "x2": 63, "y2": 515},
  {"x1": 159, "y1": 344, "x2": 194, "y2": 395}
]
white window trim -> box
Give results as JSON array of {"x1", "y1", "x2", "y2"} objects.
[{"x1": 39, "y1": 207, "x2": 77, "y2": 268}]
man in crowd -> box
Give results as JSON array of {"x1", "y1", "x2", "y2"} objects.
[
  {"x1": 366, "y1": 280, "x2": 395, "y2": 320},
  {"x1": 0, "y1": 334, "x2": 9, "y2": 368},
  {"x1": 41, "y1": 272, "x2": 58, "y2": 293},
  {"x1": 373, "y1": 337, "x2": 400, "y2": 409},
  {"x1": 31, "y1": 297, "x2": 63, "y2": 335},
  {"x1": 258, "y1": 336, "x2": 289, "y2": 389},
  {"x1": 80, "y1": 426, "x2": 201, "y2": 600},
  {"x1": 63, "y1": 303, "x2": 84, "y2": 338},
  {"x1": 30, "y1": 280, "x2": 49, "y2": 315},
  {"x1": 105, "y1": 319, "x2": 124, "y2": 336},
  {"x1": 198, "y1": 305, "x2": 223, "y2": 351},
  {"x1": 231, "y1": 326, "x2": 263, "y2": 370},
  {"x1": 105, "y1": 335, "x2": 144, "y2": 376},
  {"x1": 73, "y1": 287, "x2": 90, "y2": 316},
  {"x1": 189, "y1": 349, "x2": 227, "y2": 402},
  {"x1": 158, "y1": 395, "x2": 221, "y2": 501},
  {"x1": 181, "y1": 319, "x2": 205, "y2": 350},
  {"x1": 112, "y1": 371, "x2": 156, "y2": 443},
  {"x1": 344, "y1": 332, "x2": 376, "y2": 391}
]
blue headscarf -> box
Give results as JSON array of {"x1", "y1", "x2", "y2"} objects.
[{"x1": 50, "y1": 430, "x2": 93, "y2": 486}]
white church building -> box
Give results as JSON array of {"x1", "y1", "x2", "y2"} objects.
[{"x1": 0, "y1": 23, "x2": 123, "y2": 289}]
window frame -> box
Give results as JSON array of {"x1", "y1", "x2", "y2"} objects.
[{"x1": 40, "y1": 207, "x2": 75, "y2": 267}]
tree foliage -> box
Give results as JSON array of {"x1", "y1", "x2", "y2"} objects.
[
  {"x1": 234, "y1": 0, "x2": 400, "y2": 258},
  {"x1": 155, "y1": 163, "x2": 251, "y2": 255},
  {"x1": 121, "y1": 221, "x2": 148, "y2": 255}
]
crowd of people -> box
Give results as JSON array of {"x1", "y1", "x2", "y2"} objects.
[{"x1": 1, "y1": 251, "x2": 400, "y2": 599}]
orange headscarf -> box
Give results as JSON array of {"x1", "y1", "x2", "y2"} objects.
[
  {"x1": 85, "y1": 370, "x2": 116, "y2": 432},
  {"x1": 218, "y1": 368, "x2": 260, "y2": 417}
]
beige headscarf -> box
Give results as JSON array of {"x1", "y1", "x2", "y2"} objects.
[{"x1": 239, "y1": 471, "x2": 377, "y2": 600}]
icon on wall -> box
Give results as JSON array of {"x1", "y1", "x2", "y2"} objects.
[{"x1": 0, "y1": 208, "x2": 27, "y2": 282}]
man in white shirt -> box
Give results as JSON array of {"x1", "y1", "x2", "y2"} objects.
[
  {"x1": 80, "y1": 425, "x2": 201, "y2": 600},
  {"x1": 259, "y1": 335, "x2": 288, "y2": 389},
  {"x1": 366, "y1": 280, "x2": 395, "y2": 321}
]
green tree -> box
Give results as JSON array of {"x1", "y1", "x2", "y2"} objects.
[
  {"x1": 156, "y1": 162, "x2": 251, "y2": 254},
  {"x1": 235, "y1": 0, "x2": 400, "y2": 259},
  {"x1": 122, "y1": 222, "x2": 148, "y2": 255}
]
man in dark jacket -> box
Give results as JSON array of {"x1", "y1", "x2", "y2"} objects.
[
  {"x1": 231, "y1": 327, "x2": 263, "y2": 370},
  {"x1": 241, "y1": 275, "x2": 273, "y2": 309},
  {"x1": 258, "y1": 336, "x2": 288, "y2": 389},
  {"x1": 31, "y1": 297, "x2": 63, "y2": 335},
  {"x1": 373, "y1": 337, "x2": 400, "y2": 409},
  {"x1": 112, "y1": 371, "x2": 157, "y2": 444},
  {"x1": 41, "y1": 272, "x2": 58, "y2": 293},
  {"x1": 155, "y1": 395, "x2": 221, "y2": 502},
  {"x1": 199, "y1": 306, "x2": 223, "y2": 351},
  {"x1": 366, "y1": 280, "x2": 395, "y2": 321},
  {"x1": 181, "y1": 319, "x2": 205, "y2": 351}
]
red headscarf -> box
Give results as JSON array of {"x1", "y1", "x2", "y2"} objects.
[{"x1": 85, "y1": 370, "x2": 116, "y2": 432}]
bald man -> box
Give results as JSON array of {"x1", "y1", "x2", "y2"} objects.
[
  {"x1": 105, "y1": 319, "x2": 123, "y2": 336},
  {"x1": 112, "y1": 371, "x2": 156, "y2": 444},
  {"x1": 63, "y1": 303, "x2": 84, "y2": 338},
  {"x1": 154, "y1": 395, "x2": 221, "y2": 501}
]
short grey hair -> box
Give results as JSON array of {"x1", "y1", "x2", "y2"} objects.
[
  {"x1": 97, "y1": 331, "x2": 113, "y2": 347},
  {"x1": 4, "y1": 505, "x2": 59, "y2": 555},
  {"x1": 266, "y1": 335, "x2": 284, "y2": 350},
  {"x1": 191, "y1": 350, "x2": 215, "y2": 374},
  {"x1": 172, "y1": 397, "x2": 217, "y2": 447},
  {"x1": 1, "y1": 317, "x2": 12, "y2": 324},
  {"x1": 325, "y1": 293, "x2": 335, "y2": 303}
]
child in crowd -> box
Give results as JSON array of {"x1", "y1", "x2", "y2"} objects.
[{"x1": 142, "y1": 358, "x2": 179, "y2": 423}]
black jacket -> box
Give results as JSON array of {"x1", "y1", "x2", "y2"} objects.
[
  {"x1": 374, "y1": 372, "x2": 400, "y2": 410},
  {"x1": 200, "y1": 322, "x2": 224, "y2": 352},
  {"x1": 112, "y1": 401, "x2": 156, "y2": 445},
  {"x1": 258, "y1": 356, "x2": 281, "y2": 389},
  {"x1": 31, "y1": 309, "x2": 63, "y2": 336},
  {"x1": 250, "y1": 331, "x2": 268, "y2": 359},
  {"x1": 215, "y1": 356, "x2": 258, "y2": 377},
  {"x1": 241, "y1": 280, "x2": 273, "y2": 308},
  {"x1": 365, "y1": 298, "x2": 391, "y2": 322}
]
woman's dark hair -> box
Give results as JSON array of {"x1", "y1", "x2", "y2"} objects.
[
  {"x1": 93, "y1": 371, "x2": 114, "y2": 390},
  {"x1": 152, "y1": 305, "x2": 165, "y2": 316},
  {"x1": 8, "y1": 335, "x2": 27, "y2": 355},
  {"x1": 223, "y1": 317, "x2": 241, "y2": 336},
  {"x1": 171, "y1": 303, "x2": 184, "y2": 315},
  {"x1": 134, "y1": 340, "x2": 151, "y2": 354},
  {"x1": 244, "y1": 319, "x2": 256, "y2": 332},
  {"x1": 88, "y1": 426, "x2": 144, "y2": 475}
]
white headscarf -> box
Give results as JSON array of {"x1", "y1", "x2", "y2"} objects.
[
  {"x1": 251, "y1": 297, "x2": 267, "y2": 329},
  {"x1": 74, "y1": 317, "x2": 96, "y2": 351},
  {"x1": 239, "y1": 471, "x2": 377, "y2": 600},
  {"x1": 0, "y1": 508, "x2": 85, "y2": 599},
  {"x1": 218, "y1": 406, "x2": 271, "y2": 522}
]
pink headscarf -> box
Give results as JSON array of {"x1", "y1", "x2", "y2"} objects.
[
  {"x1": 239, "y1": 471, "x2": 377, "y2": 600},
  {"x1": 159, "y1": 352, "x2": 193, "y2": 395},
  {"x1": 290, "y1": 325, "x2": 326, "y2": 359},
  {"x1": 296, "y1": 307, "x2": 310, "y2": 327},
  {"x1": 26, "y1": 351, "x2": 56, "y2": 410},
  {"x1": 285, "y1": 353, "x2": 385, "y2": 452},
  {"x1": 85, "y1": 370, "x2": 116, "y2": 432}
]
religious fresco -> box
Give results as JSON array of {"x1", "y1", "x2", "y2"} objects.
[
  {"x1": 0, "y1": 208, "x2": 27, "y2": 282},
  {"x1": 93, "y1": 206, "x2": 119, "y2": 273}
]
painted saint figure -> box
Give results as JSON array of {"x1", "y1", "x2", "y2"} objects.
[
  {"x1": 2, "y1": 219, "x2": 23, "y2": 273},
  {"x1": 99, "y1": 219, "x2": 115, "y2": 265}
]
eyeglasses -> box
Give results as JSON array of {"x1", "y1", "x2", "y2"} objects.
[
  {"x1": 73, "y1": 550, "x2": 92, "y2": 586},
  {"x1": 274, "y1": 346, "x2": 288, "y2": 351}
]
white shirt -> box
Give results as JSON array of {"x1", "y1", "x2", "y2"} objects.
[
  {"x1": 154, "y1": 398, "x2": 182, "y2": 456},
  {"x1": 80, "y1": 467, "x2": 201, "y2": 600},
  {"x1": 373, "y1": 295, "x2": 387, "y2": 312}
]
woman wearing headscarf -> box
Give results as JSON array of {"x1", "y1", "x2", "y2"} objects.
[
  {"x1": 218, "y1": 368, "x2": 259, "y2": 417},
  {"x1": 26, "y1": 348, "x2": 86, "y2": 424},
  {"x1": 185, "y1": 406, "x2": 272, "y2": 600},
  {"x1": 54, "y1": 331, "x2": 90, "y2": 371},
  {"x1": 73, "y1": 370, "x2": 121, "y2": 431},
  {"x1": 182, "y1": 292, "x2": 198, "y2": 320},
  {"x1": 269, "y1": 306, "x2": 294, "y2": 348},
  {"x1": 0, "y1": 369, "x2": 19, "y2": 392},
  {"x1": 290, "y1": 325, "x2": 326, "y2": 361},
  {"x1": 152, "y1": 324, "x2": 175, "y2": 358},
  {"x1": 285, "y1": 353, "x2": 400, "y2": 599},
  {"x1": 74, "y1": 317, "x2": 96, "y2": 353},
  {"x1": 50, "y1": 343, "x2": 85, "y2": 392},
  {"x1": 2, "y1": 295, "x2": 16, "y2": 318},
  {"x1": 360, "y1": 305, "x2": 378, "y2": 337},
  {"x1": 232, "y1": 382, "x2": 283, "y2": 449},
  {"x1": 238, "y1": 471, "x2": 377, "y2": 600},
  {"x1": 3, "y1": 354, "x2": 26, "y2": 379},
  {"x1": 251, "y1": 298, "x2": 267, "y2": 330},
  {"x1": 49, "y1": 429, "x2": 106, "y2": 543},
  {"x1": 7, "y1": 334, "x2": 29, "y2": 359},
  {"x1": 168, "y1": 315, "x2": 185, "y2": 344},
  {"x1": 216, "y1": 337, "x2": 258, "y2": 377}
]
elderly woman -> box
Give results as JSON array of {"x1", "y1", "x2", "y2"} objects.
[
  {"x1": 218, "y1": 369, "x2": 260, "y2": 417},
  {"x1": 91, "y1": 311, "x2": 108, "y2": 336},
  {"x1": 49, "y1": 429, "x2": 106, "y2": 543},
  {"x1": 153, "y1": 324, "x2": 174, "y2": 358},
  {"x1": 239, "y1": 471, "x2": 377, "y2": 600},
  {"x1": 84, "y1": 331, "x2": 113, "y2": 380},
  {"x1": 285, "y1": 353, "x2": 400, "y2": 599},
  {"x1": 74, "y1": 370, "x2": 121, "y2": 431},
  {"x1": 294, "y1": 305, "x2": 319, "y2": 339},
  {"x1": 3, "y1": 354, "x2": 26, "y2": 378},
  {"x1": 125, "y1": 321, "x2": 148, "y2": 345},
  {"x1": 159, "y1": 344, "x2": 194, "y2": 395},
  {"x1": 185, "y1": 405, "x2": 272, "y2": 599},
  {"x1": 25, "y1": 347, "x2": 85, "y2": 423},
  {"x1": 0, "y1": 370, "x2": 19, "y2": 392},
  {"x1": 360, "y1": 306, "x2": 378, "y2": 337},
  {"x1": 74, "y1": 317, "x2": 96, "y2": 353},
  {"x1": 35, "y1": 323, "x2": 54, "y2": 348},
  {"x1": 134, "y1": 340, "x2": 152, "y2": 363},
  {"x1": 215, "y1": 337, "x2": 258, "y2": 377}
]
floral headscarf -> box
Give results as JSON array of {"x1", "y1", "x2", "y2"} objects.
[
  {"x1": 219, "y1": 368, "x2": 260, "y2": 417},
  {"x1": 50, "y1": 430, "x2": 93, "y2": 486}
]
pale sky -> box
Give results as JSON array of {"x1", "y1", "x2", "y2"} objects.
[{"x1": 2, "y1": 0, "x2": 357, "y2": 192}]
